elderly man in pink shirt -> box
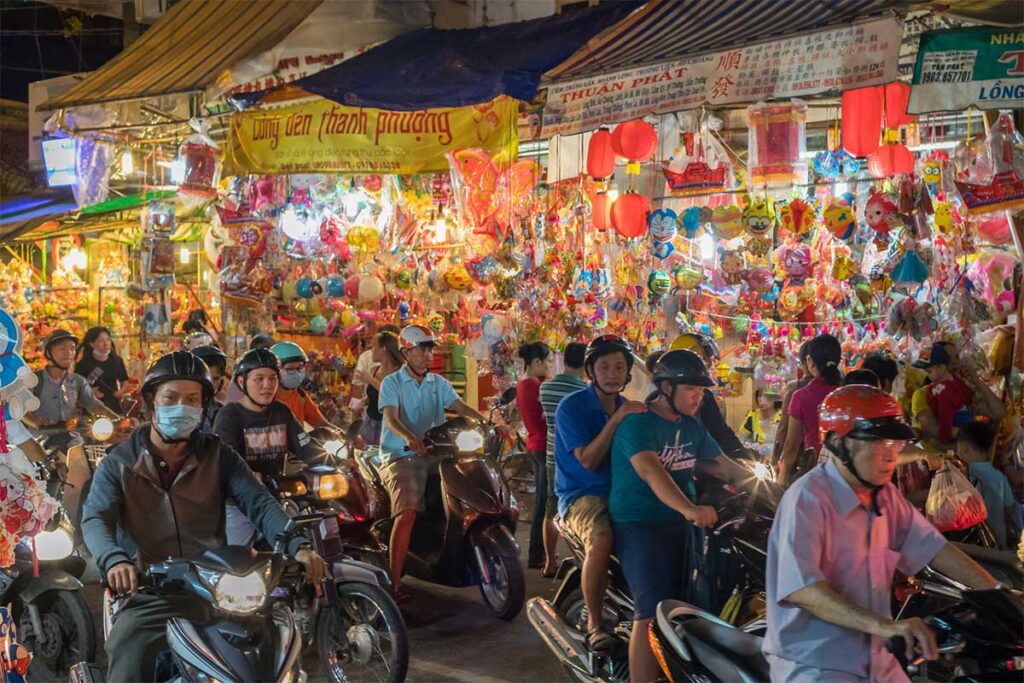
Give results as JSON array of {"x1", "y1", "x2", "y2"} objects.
[{"x1": 764, "y1": 386, "x2": 998, "y2": 682}]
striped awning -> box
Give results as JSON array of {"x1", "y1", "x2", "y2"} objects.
[
  {"x1": 546, "y1": 0, "x2": 897, "y2": 81},
  {"x1": 41, "y1": 0, "x2": 321, "y2": 110}
]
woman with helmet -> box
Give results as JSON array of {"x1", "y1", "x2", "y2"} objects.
[
  {"x1": 764, "y1": 385, "x2": 997, "y2": 682},
  {"x1": 379, "y1": 324, "x2": 485, "y2": 599},
  {"x1": 189, "y1": 344, "x2": 228, "y2": 430},
  {"x1": 81, "y1": 351, "x2": 327, "y2": 682},
  {"x1": 668, "y1": 332, "x2": 750, "y2": 458},
  {"x1": 212, "y1": 348, "x2": 325, "y2": 544},
  {"x1": 270, "y1": 341, "x2": 340, "y2": 434},
  {"x1": 608, "y1": 349, "x2": 752, "y2": 681},
  {"x1": 552, "y1": 334, "x2": 647, "y2": 653}
]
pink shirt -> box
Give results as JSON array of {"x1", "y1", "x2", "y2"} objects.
[{"x1": 787, "y1": 376, "x2": 838, "y2": 453}]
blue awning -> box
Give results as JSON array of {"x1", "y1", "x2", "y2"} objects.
[
  {"x1": 546, "y1": 0, "x2": 896, "y2": 81},
  {"x1": 276, "y1": 1, "x2": 641, "y2": 111},
  {"x1": 0, "y1": 193, "x2": 76, "y2": 241}
]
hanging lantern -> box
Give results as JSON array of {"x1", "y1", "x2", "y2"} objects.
[
  {"x1": 611, "y1": 120, "x2": 657, "y2": 162},
  {"x1": 867, "y1": 133, "x2": 915, "y2": 177},
  {"x1": 591, "y1": 191, "x2": 613, "y2": 231},
  {"x1": 587, "y1": 128, "x2": 616, "y2": 180},
  {"x1": 611, "y1": 192, "x2": 651, "y2": 238}
]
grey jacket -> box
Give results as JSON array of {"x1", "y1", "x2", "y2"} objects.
[{"x1": 82, "y1": 426, "x2": 304, "y2": 575}]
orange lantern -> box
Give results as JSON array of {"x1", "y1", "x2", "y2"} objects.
[
  {"x1": 611, "y1": 120, "x2": 657, "y2": 162},
  {"x1": 591, "y1": 191, "x2": 612, "y2": 231},
  {"x1": 587, "y1": 128, "x2": 616, "y2": 180},
  {"x1": 611, "y1": 192, "x2": 651, "y2": 237},
  {"x1": 867, "y1": 142, "x2": 915, "y2": 178}
]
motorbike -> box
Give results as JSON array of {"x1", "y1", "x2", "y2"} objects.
[
  {"x1": 69, "y1": 518, "x2": 316, "y2": 683},
  {"x1": 4, "y1": 505, "x2": 95, "y2": 680},
  {"x1": 363, "y1": 415, "x2": 525, "y2": 620},
  {"x1": 266, "y1": 462, "x2": 409, "y2": 682},
  {"x1": 649, "y1": 582, "x2": 1024, "y2": 683}
]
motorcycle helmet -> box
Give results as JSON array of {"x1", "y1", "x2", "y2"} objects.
[
  {"x1": 584, "y1": 335, "x2": 634, "y2": 374},
  {"x1": 653, "y1": 350, "x2": 715, "y2": 388},
  {"x1": 42, "y1": 329, "x2": 79, "y2": 364},
  {"x1": 669, "y1": 333, "x2": 719, "y2": 363},
  {"x1": 399, "y1": 324, "x2": 437, "y2": 350},
  {"x1": 233, "y1": 348, "x2": 280, "y2": 378},
  {"x1": 270, "y1": 341, "x2": 308, "y2": 365},
  {"x1": 190, "y1": 345, "x2": 228, "y2": 373},
  {"x1": 142, "y1": 351, "x2": 214, "y2": 407}
]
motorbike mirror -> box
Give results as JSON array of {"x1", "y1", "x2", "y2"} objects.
[{"x1": 498, "y1": 387, "x2": 517, "y2": 406}]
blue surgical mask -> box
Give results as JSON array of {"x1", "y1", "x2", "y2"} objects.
[
  {"x1": 281, "y1": 370, "x2": 305, "y2": 390},
  {"x1": 154, "y1": 404, "x2": 204, "y2": 440}
]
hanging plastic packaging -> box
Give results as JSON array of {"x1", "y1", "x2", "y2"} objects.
[
  {"x1": 925, "y1": 466, "x2": 988, "y2": 532},
  {"x1": 747, "y1": 100, "x2": 807, "y2": 186},
  {"x1": 177, "y1": 118, "x2": 222, "y2": 206},
  {"x1": 954, "y1": 112, "x2": 1024, "y2": 215}
]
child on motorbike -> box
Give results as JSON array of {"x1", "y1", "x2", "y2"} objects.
[
  {"x1": 553, "y1": 335, "x2": 646, "y2": 653},
  {"x1": 609, "y1": 350, "x2": 752, "y2": 682}
]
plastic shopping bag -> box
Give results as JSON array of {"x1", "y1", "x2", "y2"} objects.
[{"x1": 925, "y1": 466, "x2": 988, "y2": 532}]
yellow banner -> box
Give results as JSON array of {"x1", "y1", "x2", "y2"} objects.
[{"x1": 225, "y1": 97, "x2": 518, "y2": 175}]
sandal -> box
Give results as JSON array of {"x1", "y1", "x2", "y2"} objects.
[{"x1": 586, "y1": 626, "x2": 616, "y2": 654}]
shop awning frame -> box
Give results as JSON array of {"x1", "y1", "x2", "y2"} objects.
[{"x1": 40, "y1": 0, "x2": 322, "y2": 110}]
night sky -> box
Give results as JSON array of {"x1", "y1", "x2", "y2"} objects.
[{"x1": 0, "y1": 0, "x2": 124, "y2": 102}]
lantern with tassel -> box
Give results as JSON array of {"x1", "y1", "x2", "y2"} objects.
[
  {"x1": 611, "y1": 192, "x2": 651, "y2": 237},
  {"x1": 611, "y1": 120, "x2": 657, "y2": 161}
]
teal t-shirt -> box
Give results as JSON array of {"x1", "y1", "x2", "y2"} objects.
[{"x1": 609, "y1": 411, "x2": 722, "y2": 524}]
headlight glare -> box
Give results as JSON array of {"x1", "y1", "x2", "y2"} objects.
[
  {"x1": 454, "y1": 429, "x2": 485, "y2": 452},
  {"x1": 316, "y1": 473, "x2": 349, "y2": 500},
  {"x1": 214, "y1": 571, "x2": 267, "y2": 615},
  {"x1": 34, "y1": 528, "x2": 74, "y2": 561},
  {"x1": 91, "y1": 417, "x2": 114, "y2": 442}
]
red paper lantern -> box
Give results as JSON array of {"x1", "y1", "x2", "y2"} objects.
[
  {"x1": 611, "y1": 192, "x2": 651, "y2": 237},
  {"x1": 591, "y1": 191, "x2": 612, "y2": 231},
  {"x1": 611, "y1": 120, "x2": 657, "y2": 162},
  {"x1": 587, "y1": 128, "x2": 615, "y2": 179},
  {"x1": 867, "y1": 143, "x2": 915, "y2": 178}
]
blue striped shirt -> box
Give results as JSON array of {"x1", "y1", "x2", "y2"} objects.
[{"x1": 539, "y1": 373, "x2": 588, "y2": 463}]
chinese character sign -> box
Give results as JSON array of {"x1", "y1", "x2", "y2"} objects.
[
  {"x1": 909, "y1": 27, "x2": 1024, "y2": 113},
  {"x1": 539, "y1": 17, "x2": 903, "y2": 137}
]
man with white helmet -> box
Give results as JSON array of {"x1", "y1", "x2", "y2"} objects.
[{"x1": 379, "y1": 324, "x2": 485, "y2": 599}]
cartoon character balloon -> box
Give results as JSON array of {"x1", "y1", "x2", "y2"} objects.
[
  {"x1": 743, "y1": 197, "x2": 777, "y2": 238},
  {"x1": 822, "y1": 198, "x2": 856, "y2": 241},
  {"x1": 865, "y1": 188, "x2": 900, "y2": 236}
]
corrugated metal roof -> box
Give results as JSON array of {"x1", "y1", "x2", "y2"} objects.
[{"x1": 41, "y1": 0, "x2": 322, "y2": 110}]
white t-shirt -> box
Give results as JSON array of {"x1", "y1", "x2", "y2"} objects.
[{"x1": 352, "y1": 349, "x2": 378, "y2": 388}]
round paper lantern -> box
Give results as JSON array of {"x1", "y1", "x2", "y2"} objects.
[
  {"x1": 591, "y1": 192, "x2": 612, "y2": 231},
  {"x1": 611, "y1": 120, "x2": 657, "y2": 162},
  {"x1": 587, "y1": 128, "x2": 615, "y2": 180},
  {"x1": 867, "y1": 143, "x2": 915, "y2": 178},
  {"x1": 344, "y1": 275, "x2": 361, "y2": 299},
  {"x1": 611, "y1": 192, "x2": 652, "y2": 238}
]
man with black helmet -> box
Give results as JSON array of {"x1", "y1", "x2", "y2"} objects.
[
  {"x1": 24, "y1": 328, "x2": 121, "y2": 529},
  {"x1": 553, "y1": 334, "x2": 646, "y2": 653},
  {"x1": 81, "y1": 351, "x2": 327, "y2": 682},
  {"x1": 213, "y1": 348, "x2": 325, "y2": 544},
  {"x1": 189, "y1": 344, "x2": 228, "y2": 430},
  {"x1": 764, "y1": 385, "x2": 997, "y2": 682},
  {"x1": 608, "y1": 349, "x2": 752, "y2": 681}
]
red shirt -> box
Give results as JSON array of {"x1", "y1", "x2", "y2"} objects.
[
  {"x1": 787, "y1": 376, "x2": 839, "y2": 453},
  {"x1": 516, "y1": 377, "x2": 547, "y2": 452},
  {"x1": 925, "y1": 378, "x2": 974, "y2": 444}
]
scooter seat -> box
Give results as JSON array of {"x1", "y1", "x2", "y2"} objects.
[{"x1": 679, "y1": 618, "x2": 769, "y2": 683}]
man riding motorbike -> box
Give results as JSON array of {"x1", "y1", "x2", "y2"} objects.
[
  {"x1": 669, "y1": 333, "x2": 751, "y2": 458},
  {"x1": 213, "y1": 348, "x2": 325, "y2": 544},
  {"x1": 609, "y1": 350, "x2": 753, "y2": 682},
  {"x1": 189, "y1": 344, "x2": 228, "y2": 431},
  {"x1": 763, "y1": 385, "x2": 999, "y2": 682},
  {"x1": 270, "y1": 341, "x2": 341, "y2": 435},
  {"x1": 553, "y1": 334, "x2": 647, "y2": 653},
  {"x1": 80, "y1": 351, "x2": 327, "y2": 682},
  {"x1": 24, "y1": 329, "x2": 122, "y2": 527},
  {"x1": 378, "y1": 324, "x2": 485, "y2": 600}
]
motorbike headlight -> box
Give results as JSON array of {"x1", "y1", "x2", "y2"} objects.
[
  {"x1": 752, "y1": 462, "x2": 774, "y2": 483},
  {"x1": 91, "y1": 418, "x2": 114, "y2": 442},
  {"x1": 315, "y1": 473, "x2": 349, "y2": 500},
  {"x1": 34, "y1": 527, "x2": 74, "y2": 561},
  {"x1": 213, "y1": 571, "x2": 267, "y2": 615},
  {"x1": 454, "y1": 429, "x2": 485, "y2": 452},
  {"x1": 322, "y1": 439, "x2": 346, "y2": 458}
]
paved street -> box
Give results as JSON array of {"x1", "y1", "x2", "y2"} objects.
[{"x1": 32, "y1": 511, "x2": 568, "y2": 683}]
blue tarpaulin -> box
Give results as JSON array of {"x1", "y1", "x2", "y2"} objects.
[{"x1": 278, "y1": 1, "x2": 641, "y2": 111}]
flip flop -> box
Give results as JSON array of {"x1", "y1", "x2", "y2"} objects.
[{"x1": 586, "y1": 626, "x2": 617, "y2": 654}]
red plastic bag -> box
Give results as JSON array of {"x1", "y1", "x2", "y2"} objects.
[{"x1": 925, "y1": 466, "x2": 988, "y2": 532}]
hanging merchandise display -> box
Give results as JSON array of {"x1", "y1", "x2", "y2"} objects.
[{"x1": 747, "y1": 100, "x2": 807, "y2": 186}]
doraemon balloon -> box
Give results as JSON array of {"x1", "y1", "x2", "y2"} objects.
[{"x1": 0, "y1": 308, "x2": 29, "y2": 390}]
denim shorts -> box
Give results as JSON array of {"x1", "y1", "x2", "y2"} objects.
[{"x1": 613, "y1": 520, "x2": 688, "y2": 620}]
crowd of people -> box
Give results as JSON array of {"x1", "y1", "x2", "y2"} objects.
[{"x1": 6, "y1": 317, "x2": 1019, "y2": 682}]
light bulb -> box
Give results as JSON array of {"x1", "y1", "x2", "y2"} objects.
[
  {"x1": 63, "y1": 248, "x2": 87, "y2": 271},
  {"x1": 607, "y1": 188, "x2": 620, "y2": 203},
  {"x1": 179, "y1": 246, "x2": 191, "y2": 264},
  {"x1": 121, "y1": 150, "x2": 134, "y2": 174}
]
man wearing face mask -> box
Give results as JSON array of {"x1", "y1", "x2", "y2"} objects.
[
  {"x1": 190, "y1": 344, "x2": 228, "y2": 431},
  {"x1": 81, "y1": 351, "x2": 328, "y2": 682},
  {"x1": 213, "y1": 348, "x2": 325, "y2": 544},
  {"x1": 270, "y1": 342, "x2": 340, "y2": 434}
]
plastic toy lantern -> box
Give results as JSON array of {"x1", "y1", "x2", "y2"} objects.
[{"x1": 177, "y1": 120, "x2": 221, "y2": 200}]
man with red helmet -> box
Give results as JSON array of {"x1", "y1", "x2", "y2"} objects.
[
  {"x1": 379, "y1": 324, "x2": 485, "y2": 599},
  {"x1": 763, "y1": 385, "x2": 998, "y2": 682}
]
